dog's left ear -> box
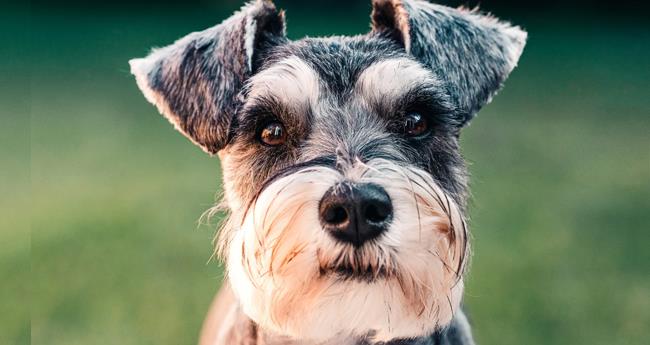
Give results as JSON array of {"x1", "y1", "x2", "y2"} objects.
[
  {"x1": 371, "y1": 0, "x2": 527, "y2": 126},
  {"x1": 129, "y1": 0, "x2": 286, "y2": 154}
]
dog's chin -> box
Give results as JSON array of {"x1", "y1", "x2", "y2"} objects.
[
  {"x1": 231, "y1": 264, "x2": 464, "y2": 343},
  {"x1": 228, "y1": 239, "x2": 465, "y2": 342}
]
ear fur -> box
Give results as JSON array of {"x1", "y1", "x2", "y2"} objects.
[
  {"x1": 129, "y1": 0, "x2": 286, "y2": 154},
  {"x1": 371, "y1": 0, "x2": 527, "y2": 125}
]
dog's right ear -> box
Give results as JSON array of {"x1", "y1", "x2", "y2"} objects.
[{"x1": 129, "y1": 0, "x2": 286, "y2": 154}]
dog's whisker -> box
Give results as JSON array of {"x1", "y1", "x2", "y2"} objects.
[{"x1": 267, "y1": 201, "x2": 312, "y2": 277}]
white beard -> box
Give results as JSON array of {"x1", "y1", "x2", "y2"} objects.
[{"x1": 225, "y1": 158, "x2": 469, "y2": 342}]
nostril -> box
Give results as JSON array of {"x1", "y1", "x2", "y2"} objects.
[
  {"x1": 364, "y1": 202, "x2": 390, "y2": 223},
  {"x1": 325, "y1": 205, "x2": 349, "y2": 225}
]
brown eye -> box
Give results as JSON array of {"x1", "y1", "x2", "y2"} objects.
[
  {"x1": 259, "y1": 121, "x2": 287, "y2": 146},
  {"x1": 404, "y1": 112, "x2": 428, "y2": 137}
]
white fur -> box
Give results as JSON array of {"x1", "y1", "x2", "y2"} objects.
[
  {"x1": 246, "y1": 56, "x2": 320, "y2": 114},
  {"x1": 227, "y1": 159, "x2": 467, "y2": 342},
  {"x1": 355, "y1": 57, "x2": 440, "y2": 108},
  {"x1": 244, "y1": 16, "x2": 257, "y2": 72}
]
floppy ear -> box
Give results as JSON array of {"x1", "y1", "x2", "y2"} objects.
[
  {"x1": 371, "y1": 0, "x2": 527, "y2": 126},
  {"x1": 129, "y1": 0, "x2": 286, "y2": 154}
]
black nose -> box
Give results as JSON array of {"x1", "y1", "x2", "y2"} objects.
[{"x1": 319, "y1": 182, "x2": 393, "y2": 246}]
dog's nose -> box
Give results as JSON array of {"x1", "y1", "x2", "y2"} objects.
[{"x1": 319, "y1": 182, "x2": 393, "y2": 246}]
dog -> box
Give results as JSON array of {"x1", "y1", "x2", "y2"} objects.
[{"x1": 129, "y1": 0, "x2": 526, "y2": 344}]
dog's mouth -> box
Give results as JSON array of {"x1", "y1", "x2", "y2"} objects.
[
  {"x1": 320, "y1": 264, "x2": 388, "y2": 282},
  {"x1": 319, "y1": 251, "x2": 397, "y2": 282}
]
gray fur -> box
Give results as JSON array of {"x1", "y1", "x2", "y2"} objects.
[
  {"x1": 228, "y1": 39, "x2": 469, "y2": 209},
  {"x1": 372, "y1": 0, "x2": 527, "y2": 124}
]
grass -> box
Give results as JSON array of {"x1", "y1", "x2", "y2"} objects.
[{"x1": 4, "y1": 4, "x2": 649, "y2": 345}]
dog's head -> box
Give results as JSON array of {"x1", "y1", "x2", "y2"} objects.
[{"x1": 130, "y1": 0, "x2": 525, "y2": 341}]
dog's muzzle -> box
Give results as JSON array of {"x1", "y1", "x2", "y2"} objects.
[
  {"x1": 318, "y1": 182, "x2": 393, "y2": 247},
  {"x1": 225, "y1": 159, "x2": 468, "y2": 342}
]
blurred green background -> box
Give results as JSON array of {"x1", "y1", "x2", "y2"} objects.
[{"x1": 3, "y1": 0, "x2": 649, "y2": 344}]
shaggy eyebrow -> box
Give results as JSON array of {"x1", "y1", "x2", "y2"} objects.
[
  {"x1": 239, "y1": 95, "x2": 291, "y2": 126},
  {"x1": 354, "y1": 58, "x2": 453, "y2": 118},
  {"x1": 245, "y1": 56, "x2": 320, "y2": 112},
  {"x1": 366, "y1": 82, "x2": 455, "y2": 120}
]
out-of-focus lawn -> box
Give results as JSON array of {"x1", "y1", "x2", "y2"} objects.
[{"x1": 4, "y1": 3, "x2": 649, "y2": 345}]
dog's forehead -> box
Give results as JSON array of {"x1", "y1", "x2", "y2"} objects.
[
  {"x1": 247, "y1": 36, "x2": 436, "y2": 111},
  {"x1": 265, "y1": 36, "x2": 407, "y2": 92}
]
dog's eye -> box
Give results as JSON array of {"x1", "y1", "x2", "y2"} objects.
[
  {"x1": 403, "y1": 112, "x2": 428, "y2": 137},
  {"x1": 259, "y1": 121, "x2": 287, "y2": 146}
]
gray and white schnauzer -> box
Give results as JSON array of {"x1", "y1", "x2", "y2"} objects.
[{"x1": 129, "y1": 0, "x2": 526, "y2": 344}]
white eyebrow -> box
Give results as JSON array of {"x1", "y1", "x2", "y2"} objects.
[
  {"x1": 247, "y1": 56, "x2": 320, "y2": 113},
  {"x1": 355, "y1": 57, "x2": 439, "y2": 105}
]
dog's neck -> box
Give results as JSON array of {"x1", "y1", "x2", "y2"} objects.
[{"x1": 200, "y1": 282, "x2": 474, "y2": 345}]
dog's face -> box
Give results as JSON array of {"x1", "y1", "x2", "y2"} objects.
[
  {"x1": 221, "y1": 44, "x2": 471, "y2": 341},
  {"x1": 130, "y1": 0, "x2": 525, "y2": 341}
]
